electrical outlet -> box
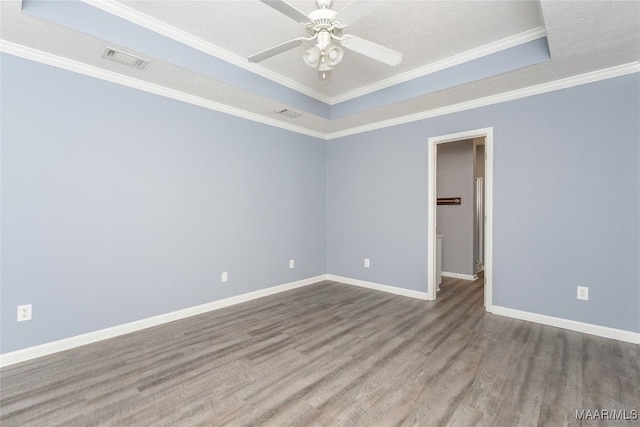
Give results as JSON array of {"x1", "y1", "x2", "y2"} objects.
[
  {"x1": 17, "y1": 304, "x2": 32, "y2": 322},
  {"x1": 289, "y1": 259, "x2": 295, "y2": 269},
  {"x1": 577, "y1": 286, "x2": 589, "y2": 301},
  {"x1": 221, "y1": 272, "x2": 228, "y2": 283},
  {"x1": 364, "y1": 258, "x2": 370, "y2": 268}
]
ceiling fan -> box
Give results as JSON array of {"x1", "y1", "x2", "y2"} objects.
[{"x1": 248, "y1": 0, "x2": 403, "y2": 80}]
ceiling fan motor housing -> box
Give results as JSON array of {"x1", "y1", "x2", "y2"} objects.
[{"x1": 306, "y1": 8, "x2": 344, "y2": 38}]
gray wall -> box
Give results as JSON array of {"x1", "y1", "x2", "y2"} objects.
[
  {"x1": 437, "y1": 139, "x2": 475, "y2": 276},
  {"x1": 327, "y1": 73, "x2": 640, "y2": 333},
  {"x1": 0, "y1": 54, "x2": 327, "y2": 353},
  {"x1": 2, "y1": 55, "x2": 639, "y2": 356}
]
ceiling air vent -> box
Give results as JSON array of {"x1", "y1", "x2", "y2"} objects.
[
  {"x1": 102, "y1": 47, "x2": 149, "y2": 69},
  {"x1": 275, "y1": 108, "x2": 302, "y2": 118}
]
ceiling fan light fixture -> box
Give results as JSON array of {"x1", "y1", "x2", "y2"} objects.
[
  {"x1": 303, "y1": 46, "x2": 321, "y2": 68},
  {"x1": 324, "y1": 44, "x2": 343, "y2": 66},
  {"x1": 318, "y1": 55, "x2": 333, "y2": 71},
  {"x1": 318, "y1": 55, "x2": 333, "y2": 82}
]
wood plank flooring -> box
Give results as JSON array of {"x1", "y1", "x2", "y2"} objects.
[{"x1": 1, "y1": 277, "x2": 639, "y2": 426}]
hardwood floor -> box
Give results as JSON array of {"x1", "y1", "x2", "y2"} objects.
[{"x1": 1, "y1": 277, "x2": 639, "y2": 426}]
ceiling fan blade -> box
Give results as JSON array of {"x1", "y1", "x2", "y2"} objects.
[
  {"x1": 259, "y1": 0, "x2": 310, "y2": 24},
  {"x1": 340, "y1": 35, "x2": 402, "y2": 66},
  {"x1": 248, "y1": 37, "x2": 311, "y2": 63},
  {"x1": 336, "y1": 0, "x2": 382, "y2": 26}
]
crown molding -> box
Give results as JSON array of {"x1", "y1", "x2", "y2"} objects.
[
  {"x1": 0, "y1": 40, "x2": 326, "y2": 139},
  {"x1": 329, "y1": 26, "x2": 548, "y2": 105},
  {"x1": 2, "y1": 40, "x2": 637, "y2": 141},
  {"x1": 81, "y1": 0, "x2": 332, "y2": 104},
  {"x1": 325, "y1": 61, "x2": 640, "y2": 140}
]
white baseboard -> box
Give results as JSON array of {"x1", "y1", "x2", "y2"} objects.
[
  {"x1": 492, "y1": 306, "x2": 640, "y2": 345},
  {"x1": 6, "y1": 276, "x2": 635, "y2": 367},
  {"x1": 326, "y1": 274, "x2": 429, "y2": 300},
  {"x1": 0, "y1": 275, "x2": 327, "y2": 368},
  {"x1": 441, "y1": 272, "x2": 477, "y2": 281}
]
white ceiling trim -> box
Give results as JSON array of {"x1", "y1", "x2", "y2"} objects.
[
  {"x1": 0, "y1": 40, "x2": 326, "y2": 140},
  {"x1": 330, "y1": 26, "x2": 548, "y2": 104},
  {"x1": 2, "y1": 40, "x2": 637, "y2": 142},
  {"x1": 325, "y1": 61, "x2": 640, "y2": 139},
  {"x1": 82, "y1": 0, "x2": 333, "y2": 104}
]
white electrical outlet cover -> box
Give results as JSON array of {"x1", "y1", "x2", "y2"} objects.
[
  {"x1": 364, "y1": 258, "x2": 370, "y2": 268},
  {"x1": 221, "y1": 272, "x2": 228, "y2": 283},
  {"x1": 289, "y1": 259, "x2": 295, "y2": 269},
  {"x1": 577, "y1": 286, "x2": 589, "y2": 300},
  {"x1": 17, "y1": 304, "x2": 32, "y2": 321}
]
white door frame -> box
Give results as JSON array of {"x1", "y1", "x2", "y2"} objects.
[{"x1": 427, "y1": 127, "x2": 494, "y2": 312}]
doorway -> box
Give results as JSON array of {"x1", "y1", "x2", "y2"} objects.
[{"x1": 427, "y1": 127, "x2": 493, "y2": 311}]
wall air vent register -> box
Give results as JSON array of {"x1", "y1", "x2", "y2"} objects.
[
  {"x1": 102, "y1": 47, "x2": 149, "y2": 69},
  {"x1": 275, "y1": 108, "x2": 303, "y2": 118}
]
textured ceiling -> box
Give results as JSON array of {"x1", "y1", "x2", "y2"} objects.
[{"x1": 1, "y1": 0, "x2": 638, "y2": 137}]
